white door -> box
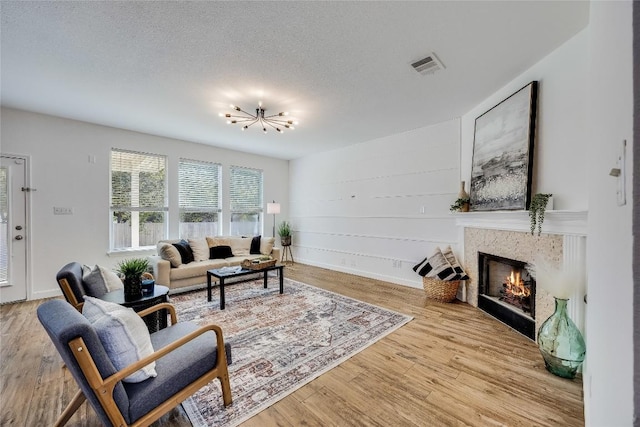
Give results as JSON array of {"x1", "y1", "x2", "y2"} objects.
[{"x1": 0, "y1": 156, "x2": 27, "y2": 303}]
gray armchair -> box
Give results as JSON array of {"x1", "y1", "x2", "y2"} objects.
[
  {"x1": 37, "y1": 299, "x2": 232, "y2": 426},
  {"x1": 56, "y1": 261, "x2": 89, "y2": 311}
]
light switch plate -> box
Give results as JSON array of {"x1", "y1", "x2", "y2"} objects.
[{"x1": 616, "y1": 140, "x2": 626, "y2": 206}]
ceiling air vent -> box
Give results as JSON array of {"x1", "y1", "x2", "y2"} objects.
[{"x1": 411, "y1": 53, "x2": 445, "y2": 75}]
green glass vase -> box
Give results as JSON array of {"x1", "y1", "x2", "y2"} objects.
[{"x1": 537, "y1": 297, "x2": 586, "y2": 379}]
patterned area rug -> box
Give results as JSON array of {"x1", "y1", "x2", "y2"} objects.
[{"x1": 172, "y1": 277, "x2": 412, "y2": 427}]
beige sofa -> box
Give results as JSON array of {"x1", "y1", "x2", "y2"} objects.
[{"x1": 148, "y1": 236, "x2": 280, "y2": 293}]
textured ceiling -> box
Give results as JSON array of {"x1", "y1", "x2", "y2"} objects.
[{"x1": 1, "y1": 1, "x2": 589, "y2": 160}]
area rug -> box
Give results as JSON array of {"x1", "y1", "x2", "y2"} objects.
[{"x1": 171, "y1": 277, "x2": 412, "y2": 427}]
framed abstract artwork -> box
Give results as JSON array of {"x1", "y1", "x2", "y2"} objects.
[{"x1": 470, "y1": 81, "x2": 538, "y2": 211}]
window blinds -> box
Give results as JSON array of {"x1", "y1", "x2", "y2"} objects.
[
  {"x1": 229, "y1": 166, "x2": 263, "y2": 214},
  {"x1": 179, "y1": 159, "x2": 221, "y2": 211},
  {"x1": 111, "y1": 149, "x2": 167, "y2": 209}
]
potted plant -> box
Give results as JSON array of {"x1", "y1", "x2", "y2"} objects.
[
  {"x1": 529, "y1": 193, "x2": 553, "y2": 236},
  {"x1": 450, "y1": 197, "x2": 470, "y2": 212},
  {"x1": 116, "y1": 257, "x2": 150, "y2": 301},
  {"x1": 278, "y1": 221, "x2": 292, "y2": 246}
]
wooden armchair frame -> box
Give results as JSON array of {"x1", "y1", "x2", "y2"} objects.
[
  {"x1": 54, "y1": 303, "x2": 232, "y2": 427},
  {"x1": 57, "y1": 276, "x2": 84, "y2": 312}
]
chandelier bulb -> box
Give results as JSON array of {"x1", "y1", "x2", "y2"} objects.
[
  {"x1": 276, "y1": 128, "x2": 282, "y2": 133},
  {"x1": 263, "y1": 128, "x2": 267, "y2": 133},
  {"x1": 226, "y1": 120, "x2": 231, "y2": 124}
]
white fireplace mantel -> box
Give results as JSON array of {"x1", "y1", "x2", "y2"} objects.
[{"x1": 453, "y1": 210, "x2": 588, "y2": 236}]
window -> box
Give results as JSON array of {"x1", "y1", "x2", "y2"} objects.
[
  {"x1": 110, "y1": 149, "x2": 167, "y2": 250},
  {"x1": 229, "y1": 166, "x2": 263, "y2": 236},
  {"x1": 179, "y1": 159, "x2": 221, "y2": 239}
]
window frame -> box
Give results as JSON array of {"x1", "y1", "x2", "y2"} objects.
[
  {"x1": 178, "y1": 158, "x2": 222, "y2": 239},
  {"x1": 229, "y1": 165, "x2": 264, "y2": 236},
  {"x1": 109, "y1": 148, "x2": 168, "y2": 251}
]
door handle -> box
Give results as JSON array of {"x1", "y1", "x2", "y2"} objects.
[{"x1": 15, "y1": 235, "x2": 23, "y2": 240}]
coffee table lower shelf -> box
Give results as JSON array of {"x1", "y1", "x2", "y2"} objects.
[{"x1": 207, "y1": 265, "x2": 284, "y2": 310}]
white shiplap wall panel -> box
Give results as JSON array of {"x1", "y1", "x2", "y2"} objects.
[{"x1": 289, "y1": 119, "x2": 461, "y2": 288}]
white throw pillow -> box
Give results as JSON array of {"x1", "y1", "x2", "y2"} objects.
[
  {"x1": 100, "y1": 265, "x2": 124, "y2": 291},
  {"x1": 188, "y1": 238, "x2": 210, "y2": 262},
  {"x1": 260, "y1": 237, "x2": 275, "y2": 255},
  {"x1": 229, "y1": 237, "x2": 251, "y2": 256},
  {"x1": 206, "y1": 236, "x2": 231, "y2": 248},
  {"x1": 82, "y1": 296, "x2": 157, "y2": 383},
  {"x1": 83, "y1": 265, "x2": 123, "y2": 296}
]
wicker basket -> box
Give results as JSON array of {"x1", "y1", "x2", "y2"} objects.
[
  {"x1": 241, "y1": 258, "x2": 277, "y2": 270},
  {"x1": 422, "y1": 277, "x2": 460, "y2": 303}
]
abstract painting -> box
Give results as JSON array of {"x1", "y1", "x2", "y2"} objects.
[{"x1": 470, "y1": 81, "x2": 538, "y2": 211}]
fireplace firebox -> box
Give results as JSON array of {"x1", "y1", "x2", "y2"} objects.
[{"x1": 478, "y1": 252, "x2": 536, "y2": 340}]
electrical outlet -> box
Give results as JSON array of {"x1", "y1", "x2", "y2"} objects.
[{"x1": 53, "y1": 207, "x2": 74, "y2": 215}]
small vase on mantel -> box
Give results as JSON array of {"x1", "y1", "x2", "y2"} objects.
[
  {"x1": 537, "y1": 297, "x2": 586, "y2": 379},
  {"x1": 458, "y1": 181, "x2": 470, "y2": 212}
]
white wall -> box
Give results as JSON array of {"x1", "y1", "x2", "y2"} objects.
[
  {"x1": 584, "y1": 1, "x2": 634, "y2": 425},
  {"x1": 1, "y1": 107, "x2": 289, "y2": 300},
  {"x1": 290, "y1": 119, "x2": 461, "y2": 288},
  {"x1": 460, "y1": 29, "x2": 589, "y2": 211}
]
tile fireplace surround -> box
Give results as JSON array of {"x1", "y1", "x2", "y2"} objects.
[{"x1": 454, "y1": 210, "x2": 588, "y2": 339}]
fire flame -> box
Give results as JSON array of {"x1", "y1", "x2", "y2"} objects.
[{"x1": 505, "y1": 270, "x2": 531, "y2": 297}]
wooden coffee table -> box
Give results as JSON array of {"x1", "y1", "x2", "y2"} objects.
[{"x1": 207, "y1": 264, "x2": 284, "y2": 309}]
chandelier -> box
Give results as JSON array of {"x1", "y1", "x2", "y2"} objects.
[{"x1": 219, "y1": 102, "x2": 298, "y2": 133}]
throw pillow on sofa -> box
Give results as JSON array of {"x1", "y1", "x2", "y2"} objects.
[
  {"x1": 228, "y1": 238, "x2": 251, "y2": 256},
  {"x1": 206, "y1": 236, "x2": 231, "y2": 248},
  {"x1": 260, "y1": 237, "x2": 275, "y2": 256},
  {"x1": 250, "y1": 235, "x2": 261, "y2": 254},
  {"x1": 188, "y1": 238, "x2": 210, "y2": 262},
  {"x1": 172, "y1": 239, "x2": 194, "y2": 264},
  {"x1": 210, "y1": 245, "x2": 233, "y2": 259},
  {"x1": 158, "y1": 243, "x2": 182, "y2": 267}
]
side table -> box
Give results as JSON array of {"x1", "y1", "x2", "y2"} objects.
[
  {"x1": 99, "y1": 285, "x2": 170, "y2": 333},
  {"x1": 281, "y1": 244, "x2": 294, "y2": 264}
]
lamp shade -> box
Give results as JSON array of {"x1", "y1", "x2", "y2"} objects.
[{"x1": 267, "y1": 203, "x2": 281, "y2": 214}]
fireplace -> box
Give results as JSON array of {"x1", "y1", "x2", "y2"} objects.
[{"x1": 478, "y1": 252, "x2": 536, "y2": 340}]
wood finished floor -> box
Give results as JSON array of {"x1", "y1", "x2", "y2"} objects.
[{"x1": 0, "y1": 263, "x2": 584, "y2": 426}]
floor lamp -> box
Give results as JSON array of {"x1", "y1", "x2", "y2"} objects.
[{"x1": 266, "y1": 201, "x2": 281, "y2": 238}]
